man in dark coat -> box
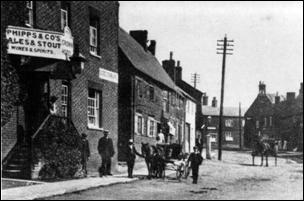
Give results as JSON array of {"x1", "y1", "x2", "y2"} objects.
[
  {"x1": 125, "y1": 139, "x2": 142, "y2": 178},
  {"x1": 98, "y1": 130, "x2": 115, "y2": 176},
  {"x1": 188, "y1": 146, "x2": 203, "y2": 184},
  {"x1": 81, "y1": 133, "x2": 90, "y2": 176}
]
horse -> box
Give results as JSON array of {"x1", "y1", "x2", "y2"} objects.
[
  {"x1": 252, "y1": 136, "x2": 278, "y2": 167},
  {"x1": 141, "y1": 143, "x2": 170, "y2": 179}
]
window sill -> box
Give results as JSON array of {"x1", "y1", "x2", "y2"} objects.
[
  {"x1": 87, "y1": 126, "x2": 104, "y2": 132},
  {"x1": 90, "y1": 52, "x2": 102, "y2": 59}
]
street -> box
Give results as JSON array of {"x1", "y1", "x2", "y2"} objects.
[{"x1": 43, "y1": 150, "x2": 303, "y2": 200}]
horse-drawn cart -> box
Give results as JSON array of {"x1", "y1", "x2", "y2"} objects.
[{"x1": 156, "y1": 143, "x2": 190, "y2": 180}]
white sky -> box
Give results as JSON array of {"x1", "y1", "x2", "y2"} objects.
[{"x1": 119, "y1": 1, "x2": 303, "y2": 108}]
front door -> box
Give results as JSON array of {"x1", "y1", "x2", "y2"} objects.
[{"x1": 24, "y1": 73, "x2": 49, "y2": 141}]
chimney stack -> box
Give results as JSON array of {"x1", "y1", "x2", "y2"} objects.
[
  {"x1": 175, "y1": 60, "x2": 182, "y2": 82},
  {"x1": 275, "y1": 92, "x2": 280, "y2": 104},
  {"x1": 147, "y1": 40, "x2": 156, "y2": 56},
  {"x1": 202, "y1": 93, "x2": 209, "y2": 106},
  {"x1": 212, "y1": 97, "x2": 218, "y2": 108},
  {"x1": 130, "y1": 30, "x2": 148, "y2": 51},
  {"x1": 259, "y1": 81, "x2": 266, "y2": 95},
  {"x1": 162, "y1": 52, "x2": 176, "y2": 82},
  {"x1": 286, "y1": 92, "x2": 296, "y2": 102}
]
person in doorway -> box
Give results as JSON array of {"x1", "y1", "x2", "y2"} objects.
[
  {"x1": 49, "y1": 96, "x2": 58, "y2": 115},
  {"x1": 157, "y1": 129, "x2": 165, "y2": 144},
  {"x1": 188, "y1": 146, "x2": 203, "y2": 184},
  {"x1": 81, "y1": 133, "x2": 90, "y2": 176},
  {"x1": 98, "y1": 130, "x2": 115, "y2": 177},
  {"x1": 125, "y1": 139, "x2": 143, "y2": 178}
]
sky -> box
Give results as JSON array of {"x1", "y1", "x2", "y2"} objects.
[{"x1": 119, "y1": 1, "x2": 303, "y2": 108}]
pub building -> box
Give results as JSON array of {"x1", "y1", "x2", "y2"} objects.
[{"x1": 1, "y1": 1, "x2": 119, "y2": 179}]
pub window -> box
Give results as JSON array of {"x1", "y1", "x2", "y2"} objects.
[
  {"x1": 25, "y1": 1, "x2": 34, "y2": 27},
  {"x1": 61, "y1": 84, "x2": 69, "y2": 117},
  {"x1": 89, "y1": 14, "x2": 100, "y2": 55},
  {"x1": 61, "y1": 2, "x2": 70, "y2": 30},
  {"x1": 87, "y1": 88, "x2": 102, "y2": 129}
]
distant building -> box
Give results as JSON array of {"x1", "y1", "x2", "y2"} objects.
[
  {"x1": 202, "y1": 98, "x2": 246, "y2": 149},
  {"x1": 118, "y1": 29, "x2": 186, "y2": 161},
  {"x1": 245, "y1": 81, "x2": 303, "y2": 151}
]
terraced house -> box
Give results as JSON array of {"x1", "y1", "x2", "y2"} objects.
[
  {"x1": 1, "y1": 1, "x2": 119, "y2": 179},
  {"x1": 118, "y1": 29, "x2": 186, "y2": 161}
]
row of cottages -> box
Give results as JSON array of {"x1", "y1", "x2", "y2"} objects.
[
  {"x1": 244, "y1": 81, "x2": 303, "y2": 151},
  {"x1": 2, "y1": 1, "x2": 120, "y2": 179},
  {"x1": 161, "y1": 53, "x2": 204, "y2": 153},
  {"x1": 118, "y1": 29, "x2": 199, "y2": 160},
  {"x1": 201, "y1": 98, "x2": 246, "y2": 149}
]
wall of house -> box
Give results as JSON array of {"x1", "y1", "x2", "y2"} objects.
[
  {"x1": 2, "y1": 1, "x2": 119, "y2": 175},
  {"x1": 185, "y1": 99, "x2": 196, "y2": 153}
]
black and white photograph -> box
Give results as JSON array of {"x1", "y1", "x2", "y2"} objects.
[{"x1": 1, "y1": 1, "x2": 303, "y2": 200}]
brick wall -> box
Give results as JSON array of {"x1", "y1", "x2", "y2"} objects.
[{"x1": 2, "y1": 1, "x2": 119, "y2": 175}]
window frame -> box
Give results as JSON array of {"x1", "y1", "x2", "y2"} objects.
[
  {"x1": 61, "y1": 84, "x2": 69, "y2": 117},
  {"x1": 147, "y1": 117, "x2": 157, "y2": 138},
  {"x1": 225, "y1": 131, "x2": 233, "y2": 141},
  {"x1": 26, "y1": 1, "x2": 34, "y2": 27},
  {"x1": 61, "y1": 8, "x2": 68, "y2": 30},
  {"x1": 87, "y1": 89, "x2": 101, "y2": 129},
  {"x1": 135, "y1": 113, "x2": 144, "y2": 135}
]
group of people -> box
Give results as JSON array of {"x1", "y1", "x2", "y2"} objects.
[{"x1": 80, "y1": 130, "x2": 204, "y2": 184}]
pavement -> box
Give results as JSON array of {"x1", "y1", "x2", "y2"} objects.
[{"x1": 1, "y1": 164, "x2": 148, "y2": 200}]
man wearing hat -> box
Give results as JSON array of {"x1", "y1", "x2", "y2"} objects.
[
  {"x1": 81, "y1": 133, "x2": 90, "y2": 176},
  {"x1": 187, "y1": 146, "x2": 203, "y2": 184},
  {"x1": 98, "y1": 130, "x2": 115, "y2": 176},
  {"x1": 125, "y1": 139, "x2": 143, "y2": 178}
]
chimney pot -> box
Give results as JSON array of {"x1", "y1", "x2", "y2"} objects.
[
  {"x1": 212, "y1": 97, "x2": 218, "y2": 107},
  {"x1": 170, "y1": 52, "x2": 173, "y2": 60}
]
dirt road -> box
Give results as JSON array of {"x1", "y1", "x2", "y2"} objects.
[{"x1": 44, "y1": 150, "x2": 303, "y2": 200}]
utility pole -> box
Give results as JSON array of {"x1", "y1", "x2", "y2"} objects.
[
  {"x1": 217, "y1": 35, "x2": 234, "y2": 160},
  {"x1": 191, "y1": 73, "x2": 200, "y2": 89},
  {"x1": 239, "y1": 102, "x2": 243, "y2": 151}
]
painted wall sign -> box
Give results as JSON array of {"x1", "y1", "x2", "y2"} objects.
[
  {"x1": 6, "y1": 26, "x2": 74, "y2": 61},
  {"x1": 99, "y1": 68, "x2": 118, "y2": 84}
]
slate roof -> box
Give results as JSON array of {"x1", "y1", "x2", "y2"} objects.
[
  {"x1": 119, "y1": 28, "x2": 177, "y2": 91},
  {"x1": 202, "y1": 106, "x2": 247, "y2": 117}
]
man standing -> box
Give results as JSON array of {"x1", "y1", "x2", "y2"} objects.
[
  {"x1": 98, "y1": 130, "x2": 115, "y2": 177},
  {"x1": 125, "y1": 139, "x2": 142, "y2": 178},
  {"x1": 188, "y1": 146, "x2": 203, "y2": 184},
  {"x1": 81, "y1": 133, "x2": 90, "y2": 176},
  {"x1": 195, "y1": 134, "x2": 203, "y2": 155}
]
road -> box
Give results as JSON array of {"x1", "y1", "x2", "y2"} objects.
[{"x1": 43, "y1": 150, "x2": 303, "y2": 200}]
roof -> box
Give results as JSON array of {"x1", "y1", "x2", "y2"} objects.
[
  {"x1": 202, "y1": 106, "x2": 246, "y2": 117},
  {"x1": 176, "y1": 87, "x2": 196, "y2": 102},
  {"x1": 266, "y1": 93, "x2": 286, "y2": 104},
  {"x1": 119, "y1": 28, "x2": 177, "y2": 91}
]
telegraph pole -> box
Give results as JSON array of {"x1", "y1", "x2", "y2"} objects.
[
  {"x1": 217, "y1": 35, "x2": 234, "y2": 160},
  {"x1": 239, "y1": 102, "x2": 243, "y2": 151},
  {"x1": 191, "y1": 73, "x2": 200, "y2": 89}
]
